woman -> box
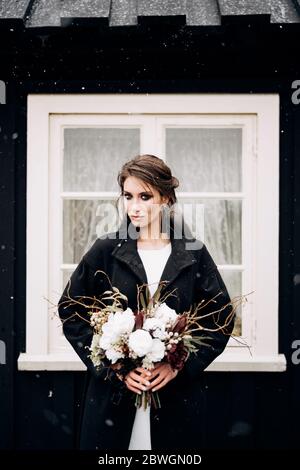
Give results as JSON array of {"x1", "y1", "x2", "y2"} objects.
[{"x1": 58, "y1": 154, "x2": 234, "y2": 450}]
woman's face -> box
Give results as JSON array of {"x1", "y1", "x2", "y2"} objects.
[{"x1": 123, "y1": 176, "x2": 168, "y2": 231}]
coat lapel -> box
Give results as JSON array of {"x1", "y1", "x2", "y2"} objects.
[{"x1": 111, "y1": 214, "x2": 198, "y2": 297}]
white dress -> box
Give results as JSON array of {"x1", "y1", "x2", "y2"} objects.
[{"x1": 128, "y1": 242, "x2": 172, "y2": 450}]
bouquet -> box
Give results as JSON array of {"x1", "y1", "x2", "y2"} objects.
[{"x1": 57, "y1": 270, "x2": 244, "y2": 410}]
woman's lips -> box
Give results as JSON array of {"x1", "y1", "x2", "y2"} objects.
[{"x1": 131, "y1": 215, "x2": 143, "y2": 220}]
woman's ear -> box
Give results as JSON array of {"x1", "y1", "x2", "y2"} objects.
[{"x1": 162, "y1": 196, "x2": 169, "y2": 206}]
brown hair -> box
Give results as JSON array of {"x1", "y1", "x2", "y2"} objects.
[{"x1": 117, "y1": 154, "x2": 179, "y2": 207}]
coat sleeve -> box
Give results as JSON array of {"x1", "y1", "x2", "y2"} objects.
[
  {"x1": 183, "y1": 244, "x2": 235, "y2": 379},
  {"x1": 57, "y1": 255, "x2": 122, "y2": 387}
]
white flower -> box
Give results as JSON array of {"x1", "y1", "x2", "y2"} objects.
[
  {"x1": 105, "y1": 347, "x2": 124, "y2": 364},
  {"x1": 99, "y1": 307, "x2": 135, "y2": 351},
  {"x1": 146, "y1": 338, "x2": 165, "y2": 362},
  {"x1": 142, "y1": 356, "x2": 154, "y2": 369},
  {"x1": 115, "y1": 308, "x2": 136, "y2": 334},
  {"x1": 91, "y1": 333, "x2": 101, "y2": 350},
  {"x1": 143, "y1": 317, "x2": 167, "y2": 340},
  {"x1": 128, "y1": 329, "x2": 153, "y2": 357},
  {"x1": 92, "y1": 356, "x2": 103, "y2": 367},
  {"x1": 104, "y1": 308, "x2": 135, "y2": 336},
  {"x1": 154, "y1": 302, "x2": 178, "y2": 325},
  {"x1": 99, "y1": 333, "x2": 114, "y2": 350}
]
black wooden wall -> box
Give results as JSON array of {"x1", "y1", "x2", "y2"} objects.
[{"x1": 0, "y1": 19, "x2": 300, "y2": 451}]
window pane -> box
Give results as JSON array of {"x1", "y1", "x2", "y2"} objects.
[
  {"x1": 62, "y1": 269, "x2": 74, "y2": 290},
  {"x1": 63, "y1": 199, "x2": 120, "y2": 264},
  {"x1": 166, "y1": 128, "x2": 242, "y2": 192},
  {"x1": 219, "y1": 270, "x2": 242, "y2": 337},
  {"x1": 63, "y1": 128, "x2": 140, "y2": 192},
  {"x1": 177, "y1": 198, "x2": 242, "y2": 264},
  {"x1": 59, "y1": 269, "x2": 75, "y2": 338}
]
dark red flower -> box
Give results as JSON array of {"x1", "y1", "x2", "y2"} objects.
[
  {"x1": 166, "y1": 341, "x2": 189, "y2": 371},
  {"x1": 134, "y1": 310, "x2": 145, "y2": 330},
  {"x1": 172, "y1": 314, "x2": 187, "y2": 334}
]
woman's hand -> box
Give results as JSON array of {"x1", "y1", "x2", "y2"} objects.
[
  {"x1": 111, "y1": 362, "x2": 178, "y2": 394},
  {"x1": 124, "y1": 367, "x2": 152, "y2": 395},
  {"x1": 110, "y1": 363, "x2": 150, "y2": 393},
  {"x1": 147, "y1": 363, "x2": 178, "y2": 392}
]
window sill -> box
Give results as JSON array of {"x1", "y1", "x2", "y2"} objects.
[
  {"x1": 18, "y1": 352, "x2": 85, "y2": 371},
  {"x1": 18, "y1": 351, "x2": 287, "y2": 372},
  {"x1": 206, "y1": 353, "x2": 286, "y2": 372}
]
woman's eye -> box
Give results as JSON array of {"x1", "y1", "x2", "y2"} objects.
[{"x1": 123, "y1": 194, "x2": 151, "y2": 201}]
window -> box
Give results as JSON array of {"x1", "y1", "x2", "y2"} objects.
[{"x1": 18, "y1": 94, "x2": 286, "y2": 372}]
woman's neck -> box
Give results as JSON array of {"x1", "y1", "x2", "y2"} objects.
[
  {"x1": 138, "y1": 224, "x2": 169, "y2": 241},
  {"x1": 137, "y1": 223, "x2": 170, "y2": 248},
  {"x1": 137, "y1": 238, "x2": 170, "y2": 249}
]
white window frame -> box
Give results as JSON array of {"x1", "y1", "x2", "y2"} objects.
[{"x1": 18, "y1": 93, "x2": 286, "y2": 372}]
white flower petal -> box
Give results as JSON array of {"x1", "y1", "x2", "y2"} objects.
[
  {"x1": 106, "y1": 348, "x2": 123, "y2": 363},
  {"x1": 147, "y1": 338, "x2": 165, "y2": 362},
  {"x1": 155, "y1": 302, "x2": 178, "y2": 325},
  {"x1": 128, "y1": 329, "x2": 153, "y2": 357}
]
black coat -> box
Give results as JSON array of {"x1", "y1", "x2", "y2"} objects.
[{"x1": 58, "y1": 215, "x2": 234, "y2": 450}]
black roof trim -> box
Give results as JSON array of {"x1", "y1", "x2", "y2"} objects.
[{"x1": 0, "y1": 0, "x2": 299, "y2": 29}]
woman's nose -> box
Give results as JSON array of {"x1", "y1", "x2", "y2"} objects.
[
  {"x1": 131, "y1": 205, "x2": 142, "y2": 213},
  {"x1": 130, "y1": 200, "x2": 142, "y2": 210}
]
